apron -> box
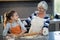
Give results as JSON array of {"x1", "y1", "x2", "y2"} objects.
[
  {"x1": 6, "y1": 24, "x2": 22, "y2": 40},
  {"x1": 10, "y1": 25, "x2": 22, "y2": 35}
]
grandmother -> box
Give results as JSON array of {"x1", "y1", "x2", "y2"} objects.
[{"x1": 23, "y1": 1, "x2": 50, "y2": 36}]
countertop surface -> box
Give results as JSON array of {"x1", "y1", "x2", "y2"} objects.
[{"x1": 49, "y1": 31, "x2": 60, "y2": 40}]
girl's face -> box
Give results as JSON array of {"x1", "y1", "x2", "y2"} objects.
[{"x1": 11, "y1": 12, "x2": 19, "y2": 21}]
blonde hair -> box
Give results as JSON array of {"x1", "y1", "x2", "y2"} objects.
[
  {"x1": 4, "y1": 12, "x2": 7, "y2": 27},
  {"x1": 37, "y1": 1, "x2": 48, "y2": 11},
  {"x1": 4, "y1": 11, "x2": 16, "y2": 27}
]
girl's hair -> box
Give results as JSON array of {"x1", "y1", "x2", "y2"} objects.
[{"x1": 4, "y1": 11, "x2": 16, "y2": 27}]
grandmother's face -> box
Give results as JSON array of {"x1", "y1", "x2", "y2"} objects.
[{"x1": 38, "y1": 6, "x2": 46, "y2": 13}]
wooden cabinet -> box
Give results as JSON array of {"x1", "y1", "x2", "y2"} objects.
[{"x1": 49, "y1": 19, "x2": 60, "y2": 31}]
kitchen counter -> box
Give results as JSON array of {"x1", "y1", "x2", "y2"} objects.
[
  {"x1": 16, "y1": 35, "x2": 48, "y2": 40},
  {"x1": 50, "y1": 19, "x2": 60, "y2": 31},
  {"x1": 3, "y1": 35, "x2": 48, "y2": 40},
  {"x1": 49, "y1": 31, "x2": 60, "y2": 40}
]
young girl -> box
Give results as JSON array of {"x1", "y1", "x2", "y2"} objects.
[{"x1": 3, "y1": 11, "x2": 27, "y2": 37}]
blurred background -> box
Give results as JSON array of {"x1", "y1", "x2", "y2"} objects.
[{"x1": 0, "y1": 0, "x2": 60, "y2": 40}]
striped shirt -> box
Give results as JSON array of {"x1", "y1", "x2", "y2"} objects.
[{"x1": 23, "y1": 11, "x2": 50, "y2": 28}]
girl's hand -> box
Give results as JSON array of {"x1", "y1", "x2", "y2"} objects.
[
  {"x1": 15, "y1": 34, "x2": 21, "y2": 38},
  {"x1": 6, "y1": 35, "x2": 16, "y2": 40},
  {"x1": 7, "y1": 34, "x2": 17, "y2": 38},
  {"x1": 17, "y1": 30, "x2": 26, "y2": 37}
]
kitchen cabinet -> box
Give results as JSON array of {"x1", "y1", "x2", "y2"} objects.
[{"x1": 49, "y1": 19, "x2": 60, "y2": 31}]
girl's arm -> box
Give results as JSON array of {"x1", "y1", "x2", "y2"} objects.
[
  {"x1": 18, "y1": 30, "x2": 26, "y2": 37},
  {"x1": 18, "y1": 18, "x2": 27, "y2": 31},
  {"x1": 3, "y1": 23, "x2": 17, "y2": 38},
  {"x1": 17, "y1": 18, "x2": 27, "y2": 37},
  {"x1": 23, "y1": 11, "x2": 37, "y2": 26},
  {"x1": 3, "y1": 23, "x2": 10, "y2": 36}
]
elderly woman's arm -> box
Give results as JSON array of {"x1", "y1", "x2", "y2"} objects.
[
  {"x1": 23, "y1": 11, "x2": 37, "y2": 26},
  {"x1": 43, "y1": 16, "x2": 50, "y2": 35}
]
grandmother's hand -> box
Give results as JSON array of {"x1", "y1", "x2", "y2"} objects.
[{"x1": 39, "y1": 30, "x2": 43, "y2": 35}]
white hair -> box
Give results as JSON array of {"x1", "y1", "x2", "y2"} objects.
[{"x1": 37, "y1": 1, "x2": 48, "y2": 11}]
